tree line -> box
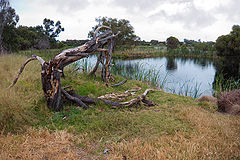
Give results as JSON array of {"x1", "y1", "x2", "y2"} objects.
[
  {"x1": 1, "y1": 0, "x2": 240, "y2": 58},
  {"x1": 0, "y1": 0, "x2": 64, "y2": 53}
]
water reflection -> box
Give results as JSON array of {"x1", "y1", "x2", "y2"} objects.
[
  {"x1": 166, "y1": 57, "x2": 177, "y2": 71},
  {"x1": 176, "y1": 57, "x2": 212, "y2": 68},
  {"x1": 79, "y1": 55, "x2": 239, "y2": 97},
  {"x1": 112, "y1": 57, "x2": 215, "y2": 97},
  {"x1": 213, "y1": 57, "x2": 240, "y2": 91}
]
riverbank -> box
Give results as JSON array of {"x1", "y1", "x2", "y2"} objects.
[
  {"x1": 113, "y1": 51, "x2": 217, "y2": 59},
  {"x1": 113, "y1": 46, "x2": 217, "y2": 59},
  {"x1": 0, "y1": 53, "x2": 240, "y2": 159},
  {"x1": 15, "y1": 47, "x2": 217, "y2": 60}
]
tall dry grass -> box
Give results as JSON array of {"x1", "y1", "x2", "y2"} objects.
[{"x1": 0, "y1": 54, "x2": 47, "y2": 133}]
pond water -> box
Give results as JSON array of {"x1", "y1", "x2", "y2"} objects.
[{"x1": 77, "y1": 55, "x2": 240, "y2": 98}]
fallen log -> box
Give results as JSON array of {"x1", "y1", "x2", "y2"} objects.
[
  {"x1": 9, "y1": 26, "x2": 154, "y2": 111},
  {"x1": 9, "y1": 26, "x2": 117, "y2": 111},
  {"x1": 64, "y1": 89, "x2": 154, "y2": 108}
]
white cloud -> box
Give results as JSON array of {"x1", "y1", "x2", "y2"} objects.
[
  {"x1": 42, "y1": 0, "x2": 90, "y2": 14},
  {"x1": 11, "y1": 0, "x2": 238, "y2": 42}
]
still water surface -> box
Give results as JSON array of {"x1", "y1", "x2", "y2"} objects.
[
  {"x1": 112, "y1": 57, "x2": 215, "y2": 97},
  {"x1": 77, "y1": 56, "x2": 239, "y2": 97}
]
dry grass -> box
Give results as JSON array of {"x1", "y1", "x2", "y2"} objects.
[
  {"x1": 1, "y1": 54, "x2": 240, "y2": 159},
  {"x1": 106, "y1": 105, "x2": 240, "y2": 160},
  {"x1": 0, "y1": 54, "x2": 46, "y2": 133},
  {"x1": 0, "y1": 128, "x2": 98, "y2": 160}
]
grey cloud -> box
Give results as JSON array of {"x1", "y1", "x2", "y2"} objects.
[
  {"x1": 110, "y1": 0, "x2": 193, "y2": 13},
  {"x1": 42, "y1": 0, "x2": 90, "y2": 14},
  {"x1": 149, "y1": 3, "x2": 216, "y2": 29},
  {"x1": 216, "y1": 0, "x2": 240, "y2": 22}
]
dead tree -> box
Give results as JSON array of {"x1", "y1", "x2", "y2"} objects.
[{"x1": 9, "y1": 26, "x2": 154, "y2": 111}]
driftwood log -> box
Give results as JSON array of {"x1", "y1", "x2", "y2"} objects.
[
  {"x1": 63, "y1": 88, "x2": 154, "y2": 108},
  {"x1": 9, "y1": 26, "x2": 154, "y2": 111}
]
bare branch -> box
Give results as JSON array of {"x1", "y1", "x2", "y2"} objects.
[
  {"x1": 99, "y1": 32, "x2": 120, "y2": 43},
  {"x1": 89, "y1": 54, "x2": 102, "y2": 76},
  {"x1": 120, "y1": 89, "x2": 153, "y2": 107},
  {"x1": 111, "y1": 78, "x2": 127, "y2": 87},
  {"x1": 95, "y1": 48, "x2": 108, "y2": 52},
  {"x1": 93, "y1": 25, "x2": 111, "y2": 38},
  {"x1": 34, "y1": 55, "x2": 46, "y2": 66},
  {"x1": 8, "y1": 56, "x2": 37, "y2": 88}
]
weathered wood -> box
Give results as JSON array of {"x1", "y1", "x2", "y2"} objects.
[
  {"x1": 42, "y1": 27, "x2": 117, "y2": 110},
  {"x1": 89, "y1": 54, "x2": 102, "y2": 76},
  {"x1": 98, "y1": 87, "x2": 140, "y2": 100},
  {"x1": 62, "y1": 89, "x2": 88, "y2": 109},
  {"x1": 111, "y1": 78, "x2": 128, "y2": 87},
  {"x1": 9, "y1": 26, "x2": 118, "y2": 111},
  {"x1": 65, "y1": 89, "x2": 154, "y2": 108},
  {"x1": 8, "y1": 54, "x2": 45, "y2": 88},
  {"x1": 9, "y1": 26, "x2": 155, "y2": 111}
]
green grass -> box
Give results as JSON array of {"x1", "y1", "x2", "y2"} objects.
[
  {"x1": 0, "y1": 53, "x2": 193, "y2": 138},
  {"x1": 42, "y1": 107, "x2": 191, "y2": 141},
  {"x1": 113, "y1": 45, "x2": 216, "y2": 59},
  {"x1": 213, "y1": 73, "x2": 240, "y2": 97},
  {"x1": 1, "y1": 53, "x2": 240, "y2": 159},
  {"x1": 16, "y1": 49, "x2": 62, "y2": 60}
]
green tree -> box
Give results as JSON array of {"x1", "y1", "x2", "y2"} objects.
[
  {"x1": 15, "y1": 26, "x2": 40, "y2": 50},
  {"x1": 0, "y1": 0, "x2": 19, "y2": 53},
  {"x1": 16, "y1": 19, "x2": 65, "y2": 50},
  {"x1": 215, "y1": 25, "x2": 240, "y2": 56},
  {"x1": 150, "y1": 40, "x2": 159, "y2": 46},
  {"x1": 89, "y1": 17, "x2": 140, "y2": 46},
  {"x1": 39, "y1": 18, "x2": 64, "y2": 49},
  {"x1": 166, "y1": 36, "x2": 179, "y2": 50},
  {"x1": 42, "y1": 18, "x2": 64, "y2": 38}
]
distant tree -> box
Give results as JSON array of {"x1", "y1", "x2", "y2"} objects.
[
  {"x1": 150, "y1": 40, "x2": 159, "y2": 46},
  {"x1": 89, "y1": 17, "x2": 140, "y2": 46},
  {"x1": 166, "y1": 36, "x2": 179, "y2": 49},
  {"x1": 15, "y1": 26, "x2": 38, "y2": 50},
  {"x1": 0, "y1": 0, "x2": 19, "y2": 53},
  {"x1": 37, "y1": 18, "x2": 65, "y2": 49},
  {"x1": 42, "y1": 18, "x2": 64, "y2": 39},
  {"x1": 1, "y1": 2, "x2": 64, "y2": 52},
  {"x1": 215, "y1": 25, "x2": 240, "y2": 57}
]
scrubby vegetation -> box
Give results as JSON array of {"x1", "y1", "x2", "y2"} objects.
[{"x1": 0, "y1": 53, "x2": 240, "y2": 159}]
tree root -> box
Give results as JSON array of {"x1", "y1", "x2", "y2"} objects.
[
  {"x1": 111, "y1": 78, "x2": 127, "y2": 87},
  {"x1": 98, "y1": 87, "x2": 141, "y2": 100},
  {"x1": 62, "y1": 88, "x2": 154, "y2": 108}
]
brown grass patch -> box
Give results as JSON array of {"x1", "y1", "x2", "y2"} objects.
[
  {"x1": 0, "y1": 128, "x2": 99, "y2": 160},
  {"x1": 106, "y1": 105, "x2": 240, "y2": 160}
]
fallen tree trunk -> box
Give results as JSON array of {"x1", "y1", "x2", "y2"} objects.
[
  {"x1": 63, "y1": 89, "x2": 154, "y2": 108},
  {"x1": 9, "y1": 26, "x2": 154, "y2": 111}
]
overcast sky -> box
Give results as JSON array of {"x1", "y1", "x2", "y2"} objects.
[{"x1": 11, "y1": 0, "x2": 240, "y2": 42}]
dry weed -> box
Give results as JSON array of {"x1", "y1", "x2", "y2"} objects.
[
  {"x1": 106, "y1": 105, "x2": 240, "y2": 160},
  {"x1": 0, "y1": 128, "x2": 98, "y2": 160}
]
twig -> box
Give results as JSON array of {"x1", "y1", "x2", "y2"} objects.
[
  {"x1": 8, "y1": 57, "x2": 37, "y2": 88},
  {"x1": 111, "y1": 78, "x2": 128, "y2": 87}
]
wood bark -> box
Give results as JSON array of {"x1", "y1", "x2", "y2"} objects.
[
  {"x1": 64, "y1": 89, "x2": 154, "y2": 108},
  {"x1": 9, "y1": 26, "x2": 154, "y2": 111}
]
